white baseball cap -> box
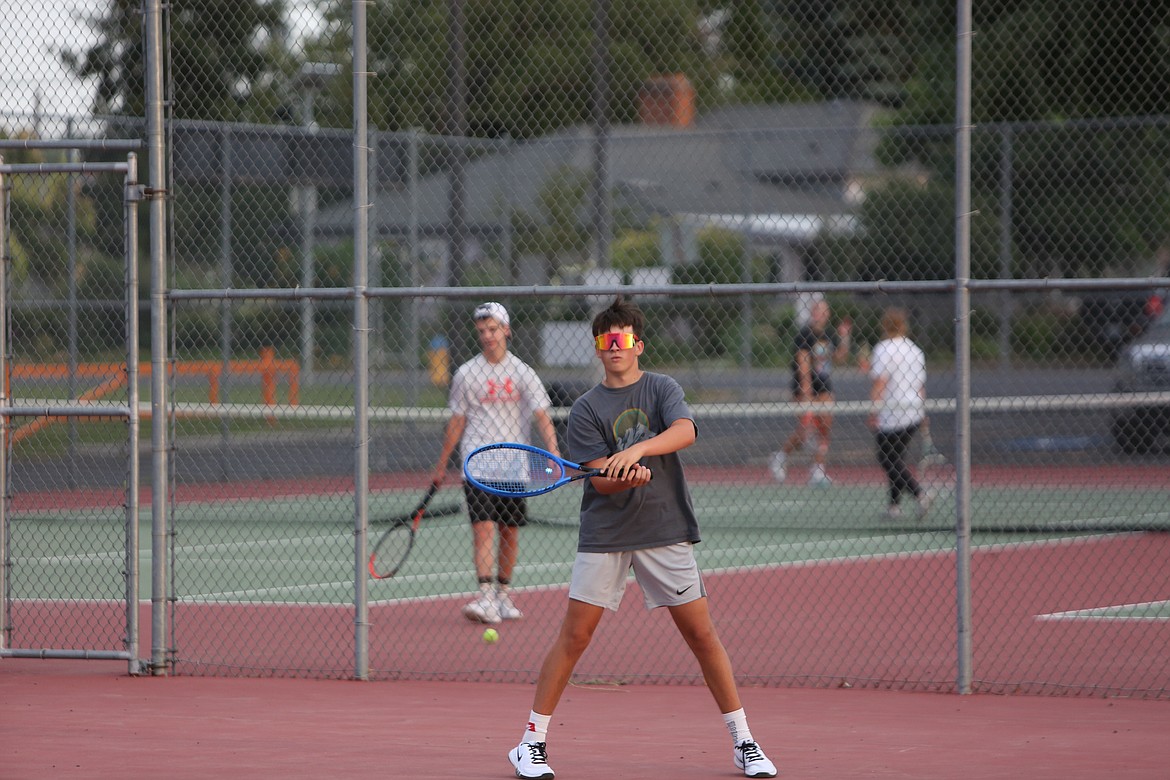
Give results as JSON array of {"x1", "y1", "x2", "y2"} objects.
[{"x1": 473, "y1": 301, "x2": 510, "y2": 327}]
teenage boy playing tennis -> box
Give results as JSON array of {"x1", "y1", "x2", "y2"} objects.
[
  {"x1": 433, "y1": 302, "x2": 560, "y2": 625},
  {"x1": 508, "y1": 297, "x2": 777, "y2": 779}
]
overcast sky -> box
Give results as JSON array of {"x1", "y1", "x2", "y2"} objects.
[
  {"x1": 1, "y1": 0, "x2": 325, "y2": 128},
  {"x1": 1, "y1": 0, "x2": 101, "y2": 120}
]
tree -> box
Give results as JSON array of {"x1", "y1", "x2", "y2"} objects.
[
  {"x1": 813, "y1": 178, "x2": 1000, "y2": 282},
  {"x1": 880, "y1": 0, "x2": 1170, "y2": 278},
  {"x1": 309, "y1": 0, "x2": 717, "y2": 138},
  {"x1": 706, "y1": 0, "x2": 934, "y2": 108},
  {"x1": 506, "y1": 166, "x2": 593, "y2": 283},
  {"x1": 63, "y1": 0, "x2": 290, "y2": 121},
  {"x1": 0, "y1": 137, "x2": 132, "y2": 356},
  {"x1": 0, "y1": 140, "x2": 94, "y2": 292}
]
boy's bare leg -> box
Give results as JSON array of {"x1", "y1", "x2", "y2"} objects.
[
  {"x1": 471, "y1": 520, "x2": 495, "y2": 580},
  {"x1": 667, "y1": 597, "x2": 742, "y2": 713},
  {"x1": 532, "y1": 599, "x2": 606, "y2": 715},
  {"x1": 813, "y1": 411, "x2": 833, "y2": 467},
  {"x1": 497, "y1": 523, "x2": 520, "y2": 583}
]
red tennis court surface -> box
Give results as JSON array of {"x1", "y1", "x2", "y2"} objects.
[
  {"x1": 2, "y1": 657, "x2": 1167, "y2": 779},
  {"x1": 129, "y1": 532, "x2": 1164, "y2": 694}
]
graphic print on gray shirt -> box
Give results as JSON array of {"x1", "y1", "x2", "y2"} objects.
[{"x1": 566, "y1": 372, "x2": 701, "y2": 553}]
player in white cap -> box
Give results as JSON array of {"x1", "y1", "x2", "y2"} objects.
[{"x1": 432, "y1": 302, "x2": 560, "y2": 623}]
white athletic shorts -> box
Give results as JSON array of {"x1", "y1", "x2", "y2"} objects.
[{"x1": 568, "y1": 542, "x2": 707, "y2": 611}]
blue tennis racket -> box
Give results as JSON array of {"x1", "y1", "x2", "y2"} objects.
[{"x1": 463, "y1": 443, "x2": 604, "y2": 498}]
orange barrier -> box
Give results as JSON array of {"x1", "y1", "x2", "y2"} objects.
[
  {"x1": 6, "y1": 347, "x2": 299, "y2": 443},
  {"x1": 9, "y1": 373, "x2": 129, "y2": 444}
]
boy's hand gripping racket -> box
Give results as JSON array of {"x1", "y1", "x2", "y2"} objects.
[
  {"x1": 463, "y1": 443, "x2": 609, "y2": 498},
  {"x1": 368, "y1": 481, "x2": 443, "y2": 580}
]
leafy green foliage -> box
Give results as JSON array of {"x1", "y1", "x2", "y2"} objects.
[
  {"x1": 884, "y1": 0, "x2": 1170, "y2": 277},
  {"x1": 610, "y1": 228, "x2": 662, "y2": 274},
  {"x1": 63, "y1": 0, "x2": 290, "y2": 121},
  {"x1": 314, "y1": 0, "x2": 716, "y2": 137},
  {"x1": 707, "y1": 0, "x2": 938, "y2": 107}
]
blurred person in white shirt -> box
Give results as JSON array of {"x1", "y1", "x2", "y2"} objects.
[{"x1": 867, "y1": 307, "x2": 931, "y2": 520}]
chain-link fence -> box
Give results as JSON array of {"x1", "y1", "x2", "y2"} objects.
[
  {"x1": 0, "y1": 139, "x2": 144, "y2": 669},
  {"x1": 3, "y1": 1, "x2": 1168, "y2": 697}
]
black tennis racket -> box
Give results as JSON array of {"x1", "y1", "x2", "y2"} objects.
[
  {"x1": 918, "y1": 418, "x2": 948, "y2": 470},
  {"x1": 368, "y1": 481, "x2": 443, "y2": 580},
  {"x1": 463, "y1": 443, "x2": 606, "y2": 498},
  {"x1": 918, "y1": 418, "x2": 954, "y2": 497}
]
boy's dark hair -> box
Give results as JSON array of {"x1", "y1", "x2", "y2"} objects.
[
  {"x1": 592, "y1": 296, "x2": 645, "y2": 340},
  {"x1": 881, "y1": 306, "x2": 910, "y2": 338}
]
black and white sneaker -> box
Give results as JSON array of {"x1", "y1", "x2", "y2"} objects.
[
  {"x1": 509, "y1": 741, "x2": 554, "y2": 780},
  {"x1": 734, "y1": 740, "x2": 778, "y2": 778}
]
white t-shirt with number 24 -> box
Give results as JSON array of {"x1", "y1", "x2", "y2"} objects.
[{"x1": 449, "y1": 351, "x2": 552, "y2": 464}]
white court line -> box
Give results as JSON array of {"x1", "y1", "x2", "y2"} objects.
[
  {"x1": 8, "y1": 597, "x2": 131, "y2": 606},
  {"x1": 180, "y1": 581, "x2": 365, "y2": 600},
  {"x1": 1035, "y1": 600, "x2": 1170, "y2": 621},
  {"x1": 161, "y1": 534, "x2": 1156, "y2": 610},
  {"x1": 174, "y1": 532, "x2": 349, "y2": 554},
  {"x1": 14, "y1": 551, "x2": 126, "y2": 564},
  {"x1": 183, "y1": 531, "x2": 1146, "y2": 603},
  {"x1": 369, "y1": 577, "x2": 578, "y2": 608},
  {"x1": 26, "y1": 513, "x2": 1145, "y2": 604},
  {"x1": 181, "y1": 558, "x2": 573, "y2": 603}
]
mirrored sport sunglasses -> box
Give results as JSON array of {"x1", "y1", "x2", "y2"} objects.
[{"x1": 594, "y1": 332, "x2": 638, "y2": 350}]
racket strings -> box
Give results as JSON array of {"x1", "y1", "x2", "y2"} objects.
[
  {"x1": 466, "y1": 447, "x2": 562, "y2": 492},
  {"x1": 370, "y1": 524, "x2": 413, "y2": 578}
]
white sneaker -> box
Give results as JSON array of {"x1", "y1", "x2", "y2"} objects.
[
  {"x1": 734, "y1": 740, "x2": 777, "y2": 778},
  {"x1": 461, "y1": 589, "x2": 501, "y2": 624},
  {"x1": 768, "y1": 452, "x2": 787, "y2": 483},
  {"x1": 808, "y1": 465, "x2": 831, "y2": 487},
  {"x1": 509, "y1": 741, "x2": 554, "y2": 780},
  {"x1": 496, "y1": 589, "x2": 523, "y2": 620},
  {"x1": 916, "y1": 490, "x2": 935, "y2": 520},
  {"x1": 884, "y1": 504, "x2": 903, "y2": 520}
]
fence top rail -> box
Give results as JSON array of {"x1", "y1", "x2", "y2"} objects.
[
  {"x1": 167, "y1": 277, "x2": 1170, "y2": 302},
  {"x1": 0, "y1": 161, "x2": 131, "y2": 175},
  {"x1": 168, "y1": 287, "x2": 357, "y2": 302},
  {"x1": 170, "y1": 281, "x2": 957, "y2": 302},
  {"x1": 1, "y1": 403, "x2": 130, "y2": 418},
  {"x1": 362, "y1": 281, "x2": 961, "y2": 299},
  {"x1": 0, "y1": 138, "x2": 142, "y2": 152},
  {"x1": 966, "y1": 277, "x2": 1169, "y2": 292}
]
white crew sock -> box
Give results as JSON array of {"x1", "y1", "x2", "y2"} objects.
[
  {"x1": 521, "y1": 710, "x2": 551, "y2": 745},
  {"x1": 723, "y1": 708, "x2": 754, "y2": 746}
]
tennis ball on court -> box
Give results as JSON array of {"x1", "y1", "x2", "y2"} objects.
[{"x1": 482, "y1": 628, "x2": 500, "y2": 644}]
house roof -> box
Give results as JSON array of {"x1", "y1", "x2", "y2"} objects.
[
  {"x1": 315, "y1": 100, "x2": 880, "y2": 240},
  {"x1": 696, "y1": 100, "x2": 883, "y2": 182}
]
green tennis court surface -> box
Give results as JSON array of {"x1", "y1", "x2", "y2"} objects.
[{"x1": 9, "y1": 481, "x2": 1169, "y2": 611}]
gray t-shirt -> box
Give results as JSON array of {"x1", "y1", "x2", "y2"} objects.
[{"x1": 566, "y1": 372, "x2": 700, "y2": 553}]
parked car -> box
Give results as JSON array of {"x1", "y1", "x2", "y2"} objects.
[
  {"x1": 1078, "y1": 289, "x2": 1165, "y2": 359},
  {"x1": 1111, "y1": 308, "x2": 1170, "y2": 454}
]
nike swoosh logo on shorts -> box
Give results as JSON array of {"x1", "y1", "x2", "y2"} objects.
[{"x1": 676, "y1": 585, "x2": 693, "y2": 595}]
